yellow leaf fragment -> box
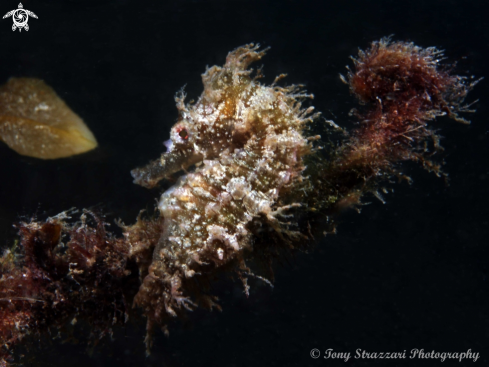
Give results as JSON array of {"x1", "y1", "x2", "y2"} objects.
[{"x1": 0, "y1": 78, "x2": 97, "y2": 159}]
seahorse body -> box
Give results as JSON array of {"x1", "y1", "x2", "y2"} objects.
[{"x1": 131, "y1": 44, "x2": 319, "y2": 331}]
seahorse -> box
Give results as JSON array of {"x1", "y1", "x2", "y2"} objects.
[{"x1": 130, "y1": 44, "x2": 320, "y2": 338}]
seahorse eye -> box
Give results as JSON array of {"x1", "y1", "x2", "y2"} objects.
[
  {"x1": 170, "y1": 121, "x2": 193, "y2": 147},
  {"x1": 179, "y1": 129, "x2": 188, "y2": 140}
]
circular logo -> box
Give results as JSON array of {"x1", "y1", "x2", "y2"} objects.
[{"x1": 310, "y1": 349, "x2": 320, "y2": 359}]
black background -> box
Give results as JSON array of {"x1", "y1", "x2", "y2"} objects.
[{"x1": 1, "y1": 0, "x2": 488, "y2": 366}]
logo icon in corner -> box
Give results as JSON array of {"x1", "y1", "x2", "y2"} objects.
[{"x1": 3, "y1": 3, "x2": 37, "y2": 32}]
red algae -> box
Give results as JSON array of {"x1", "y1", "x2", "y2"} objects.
[
  {"x1": 0, "y1": 39, "x2": 479, "y2": 366},
  {"x1": 0, "y1": 210, "x2": 158, "y2": 366},
  {"x1": 315, "y1": 38, "x2": 481, "y2": 211}
]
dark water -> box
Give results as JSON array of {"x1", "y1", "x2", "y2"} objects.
[{"x1": 1, "y1": 0, "x2": 488, "y2": 366}]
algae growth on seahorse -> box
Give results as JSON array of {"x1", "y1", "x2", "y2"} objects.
[{"x1": 130, "y1": 44, "x2": 322, "y2": 333}]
